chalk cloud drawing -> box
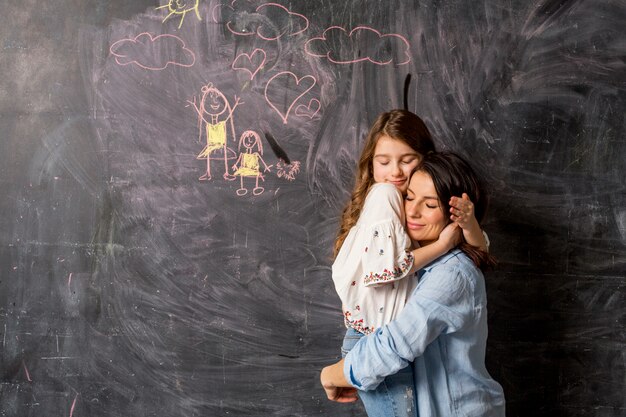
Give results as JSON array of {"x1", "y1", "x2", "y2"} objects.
[
  {"x1": 304, "y1": 26, "x2": 411, "y2": 66},
  {"x1": 232, "y1": 130, "x2": 272, "y2": 196},
  {"x1": 156, "y1": 0, "x2": 202, "y2": 28},
  {"x1": 264, "y1": 71, "x2": 317, "y2": 124},
  {"x1": 187, "y1": 83, "x2": 241, "y2": 181},
  {"x1": 109, "y1": 33, "x2": 196, "y2": 70},
  {"x1": 232, "y1": 48, "x2": 267, "y2": 80},
  {"x1": 213, "y1": 1, "x2": 309, "y2": 41},
  {"x1": 294, "y1": 98, "x2": 321, "y2": 119}
]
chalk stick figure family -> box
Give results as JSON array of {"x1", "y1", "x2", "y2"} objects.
[{"x1": 187, "y1": 83, "x2": 273, "y2": 196}]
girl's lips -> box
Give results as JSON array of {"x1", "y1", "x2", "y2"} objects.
[{"x1": 389, "y1": 179, "x2": 406, "y2": 186}]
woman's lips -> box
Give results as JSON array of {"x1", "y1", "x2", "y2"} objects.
[{"x1": 406, "y1": 221, "x2": 424, "y2": 230}]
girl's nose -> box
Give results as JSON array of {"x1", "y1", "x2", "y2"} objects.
[{"x1": 392, "y1": 163, "x2": 403, "y2": 176}]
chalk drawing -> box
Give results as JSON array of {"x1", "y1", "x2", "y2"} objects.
[
  {"x1": 109, "y1": 33, "x2": 196, "y2": 70},
  {"x1": 156, "y1": 0, "x2": 202, "y2": 28},
  {"x1": 264, "y1": 71, "x2": 316, "y2": 124},
  {"x1": 294, "y1": 98, "x2": 321, "y2": 119},
  {"x1": 275, "y1": 160, "x2": 301, "y2": 181},
  {"x1": 214, "y1": 2, "x2": 309, "y2": 41},
  {"x1": 232, "y1": 131, "x2": 272, "y2": 196},
  {"x1": 232, "y1": 48, "x2": 267, "y2": 80},
  {"x1": 304, "y1": 26, "x2": 411, "y2": 66},
  {"x1": 187, "y1": 83, "x2": 241, "y2": 181}
]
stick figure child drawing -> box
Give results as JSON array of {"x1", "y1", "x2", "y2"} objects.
[
  {"x1": 187, "y1": 83, "x2": 242, "y2": 181},
  {"x1": 232, "y1": 130, "x2": 272, "y2": 196}
]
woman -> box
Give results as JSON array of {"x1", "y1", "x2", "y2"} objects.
[{"x1": 320, "y1": 152, "x2": 505, "y2": 417}]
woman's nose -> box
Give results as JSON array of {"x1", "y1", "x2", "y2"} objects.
[{"x1": 406, "y1": 202, "x2": 419, "y2": 218}]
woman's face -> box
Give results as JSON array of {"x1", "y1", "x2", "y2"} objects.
[
  {"x1": 372, "y1": 135, "x2": 420, "y2": 193},
  {"x1": 404, "y1": 170, "x2": 448, "y2": 246}
]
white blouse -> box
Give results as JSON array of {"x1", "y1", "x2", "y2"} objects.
[{"x1": 332, "y1": 183, "x2": 415, "y2": 335}]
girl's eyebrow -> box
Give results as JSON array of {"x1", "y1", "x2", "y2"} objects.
[{"x1": 374, "y1": 152, "x2": 417, "y2": 158}]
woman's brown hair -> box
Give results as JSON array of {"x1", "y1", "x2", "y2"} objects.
[
  {"x1": 412, "y1": 152, "x2": 497, "y2": 270},
  {"x1": 333, "y1": 110, "x2": 436, "y2": 257}
]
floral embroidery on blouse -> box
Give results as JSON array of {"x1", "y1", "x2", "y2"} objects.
[
  {"x1": 344, "y1": 310, "x2": 374, "y2": 335},
  {"x1": 363, "y1": 251, "x2": 414, "y2": 285}
]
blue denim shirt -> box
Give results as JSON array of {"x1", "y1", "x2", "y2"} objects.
[{"x1": 343, "y1": 250, "x2": 505, "y2": 417}]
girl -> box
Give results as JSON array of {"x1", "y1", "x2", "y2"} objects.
[
  {"x1": 331, "y1": 110, "x2": 488, "y2": 417},
  {"x1": 322, "y1": 151, "x2": 505, "y2": 416}
]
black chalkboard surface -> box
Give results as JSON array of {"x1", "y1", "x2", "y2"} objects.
[{"x1": 1, "y1": 1, "x2": 624, "y2": 416}]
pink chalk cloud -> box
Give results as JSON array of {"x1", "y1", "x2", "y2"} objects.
[
  {"x1": 109, "y1": 33, "x2": 196, "y2": 70},
  {"x1": 304, "y1": 26, "x2": 411, "y2": 66}
]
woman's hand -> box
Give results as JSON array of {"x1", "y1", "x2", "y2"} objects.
[{"x1": 320, "y1": 361, "x2": 358, "y2": 403}]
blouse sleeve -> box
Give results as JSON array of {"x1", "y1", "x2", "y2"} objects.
[
  {"x1": 483, "y1": 230, "x2": 490, "y2": 249},
  {"x1": 343, "y1": 260, "x2": 476, "y2": 390},
  {"x1": 360, "y1": 184, "x2": 414, "y2": 287}
]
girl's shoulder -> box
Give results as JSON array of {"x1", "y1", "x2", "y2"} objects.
[
  {"x1": 359, "y1": 183, "x2": 405, "y2": 225},
  {"x1": 365, "y1": 183, "x2": 403, "y2": 204}
]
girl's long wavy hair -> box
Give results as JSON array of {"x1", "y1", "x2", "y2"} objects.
[
  {"x1": 333, "y1": 109, "x2": 436, "y2": 257},
  {"x1": 412, "y1": 152, "x2": 497, "y2": 270}
]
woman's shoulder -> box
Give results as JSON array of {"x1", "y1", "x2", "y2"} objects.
[
  {"x1": 417, "y1": 250, "x2": 484, "y2": 301},
  {"x1": 423, "y1": 250, "x2": 482, "y2": 280}
]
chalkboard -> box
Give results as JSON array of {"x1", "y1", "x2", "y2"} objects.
[{"x1": 1, "y1": 0, "x2": 624, "y2": 416}]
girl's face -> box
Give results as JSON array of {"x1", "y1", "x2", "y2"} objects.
[
  {"x1": 404, "y1": 170, "x2": 448, "y2": 246},
  {"x1": 372, "y1": 135, "x2": 420, "y2": 193}
]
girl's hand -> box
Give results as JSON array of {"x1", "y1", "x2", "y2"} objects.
[
  {"x1": 438, "y1": 222, "x2": 462, "y2": 252},
  {"x1": 449, "y1": 193, "x2": 478, "y2": 230}
]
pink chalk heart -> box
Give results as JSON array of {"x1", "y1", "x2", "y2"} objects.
[
  {"x1": 295, "y1": 98, "x2": 321, "y2": 119},
  {"x1": 232, "y1": 49, "x2": 267, "y2": 80},
  {"x1": 264, "y1": 71, "x2": 317, "y2": 124}
]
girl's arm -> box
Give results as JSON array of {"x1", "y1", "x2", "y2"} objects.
[
  {"x1": 408, "y1": 223, "x2": 461, "y2": 274},
  {"x1": 449, "y1": 193, "x2": 488, "y2": 252}
]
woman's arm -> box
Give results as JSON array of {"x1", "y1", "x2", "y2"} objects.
[
  {"x1": 342, "y1": 261, "x2": 475, "y2": 391},
  {"x1": 320, "y1": 359, "x2": 358, "y2": 402}
]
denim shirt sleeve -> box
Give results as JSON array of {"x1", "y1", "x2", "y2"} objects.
[{"x1": 343, "y1": 260, "x2": 476, "y2": 391}]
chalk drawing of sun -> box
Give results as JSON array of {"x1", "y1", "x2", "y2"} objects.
[{"x1": 156, "y1": 0, "x2": 201, "y2": 28}]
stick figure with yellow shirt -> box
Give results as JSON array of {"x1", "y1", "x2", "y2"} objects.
[
  {"x1": 187, "y1": 83, "x2": 242, "y2": 181},
  {"x1": 232, "y1": 130, "x2": 272, "y2": 196}
]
